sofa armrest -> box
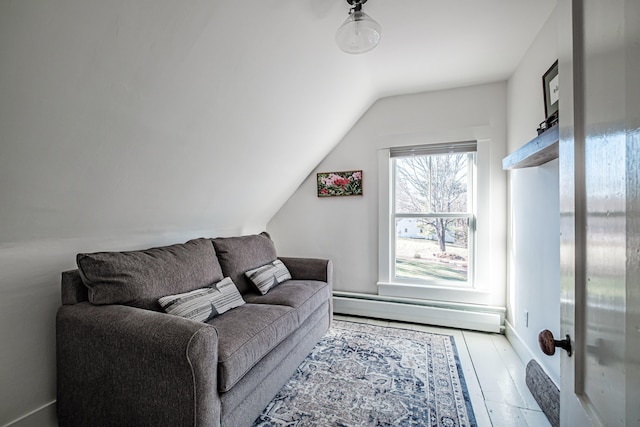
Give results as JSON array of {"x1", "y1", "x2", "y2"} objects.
[
  {"x1": 279, "y1": 257, "x2": 333, "y2": 287},
  {"x1": 56, "y1": 303, "x2": 220, "y2": 427}
]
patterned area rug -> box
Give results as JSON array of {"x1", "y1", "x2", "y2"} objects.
[{"x1": 254, "y1": 320, "x2": 477, "y2": 426}]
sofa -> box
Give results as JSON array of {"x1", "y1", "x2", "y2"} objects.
[{"x1": 56, "y1": 232, "x2": 333, "y2": 426}]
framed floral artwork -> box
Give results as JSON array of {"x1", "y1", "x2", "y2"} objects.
[{"x1": 317, "y1": 170, "x2": 363, "y2": 197}]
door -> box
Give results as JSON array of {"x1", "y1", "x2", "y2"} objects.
[{"x1": 558, "y1": 0, "x2": 640, "y2": 425}]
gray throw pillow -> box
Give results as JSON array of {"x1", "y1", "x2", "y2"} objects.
[
  {"x1": 212, "y1": 232, "x2": 278, "y2": 294},
  {"x1": 158, "y1": 277, "x2": 245, "y2": 322},
  {"x1": 245, "y1": 260, "x2": 292, "y2": 295}
]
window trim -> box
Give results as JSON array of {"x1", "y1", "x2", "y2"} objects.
[{"x1": 380, "y1": 140, "x2": 498, "y2": 304}]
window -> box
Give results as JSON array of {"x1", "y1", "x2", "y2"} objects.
[
  {"x1": 390, "y1": 142, "x2": 476, "y2": 286},
  {"x1": 378, "y1": 138, "x2": 502, "y2": 304}
]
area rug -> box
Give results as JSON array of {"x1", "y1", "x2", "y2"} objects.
[{"x1": 253, "y1": 320, "x2": 477, "y2": 426}]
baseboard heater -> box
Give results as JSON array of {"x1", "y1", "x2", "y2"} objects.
[{"x1": 333, "y1": 291, "x2": 505, "y2": 333}]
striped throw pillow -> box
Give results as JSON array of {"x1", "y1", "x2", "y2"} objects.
[
  {"x1": 245, "y1": 259, "x2": 292, "y2": 295},
  {"x1": 158, "y1": 277, "x2": 245, "y2": 322}
]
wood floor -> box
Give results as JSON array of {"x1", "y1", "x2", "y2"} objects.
[{"x1": 334, "y1": 314, "x2": 551, "y2": 427}]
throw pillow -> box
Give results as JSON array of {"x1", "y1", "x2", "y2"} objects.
[
  {"x1": 211, "y1": 232, "x2": 278, "y2": 294},
  {"x1": 158, "y1": 277, "x2": 245, "y2": 322},
  {"x1": 245, "y1": 259, "x2": 292, "y2": 295}
]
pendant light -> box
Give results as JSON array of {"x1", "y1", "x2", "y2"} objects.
[{"x1": 335, "y1": 0, "x2": 381, "y2": 54}]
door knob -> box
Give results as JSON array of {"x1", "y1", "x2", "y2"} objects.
[{"x1": 538, "y1": 329, "x2": 572, "y2": 357}]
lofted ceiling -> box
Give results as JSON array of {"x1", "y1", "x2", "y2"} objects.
[
  {"x1": 0, "y1": 0, "x2": 556, "y2": 242},
  {"x1": 340, "y1": 0, "x2": 558, "y2": 96}
]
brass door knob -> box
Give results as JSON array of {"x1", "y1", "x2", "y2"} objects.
[{"x1": 538, "y1": 329, "x2": 572, "y2": 357}]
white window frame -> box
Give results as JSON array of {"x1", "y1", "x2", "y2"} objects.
[{"x1": 378, "y1": 141, "x2": 495, "y2": 305}]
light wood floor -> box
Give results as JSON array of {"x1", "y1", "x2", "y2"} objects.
[{"x1": 334, "y1": 314, "x2": 551, "y2": 427}]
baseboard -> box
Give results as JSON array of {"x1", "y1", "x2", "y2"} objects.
[
  {"x1": 333, "y1": 292, "x2": 504, "y2": 333},
  {"x1": 504, "y1": 320, "x2": 561, "y2": 387},
  {"x1": 2, "y1": 401, "x2": 57, "y2": 427},
  {"x1": 503, "y1": 319, "x2": 537, "y2": 364}
]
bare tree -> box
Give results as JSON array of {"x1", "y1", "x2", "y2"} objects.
[{"x1": 396, "y1": 153, "x2": 469, "y2": 252}]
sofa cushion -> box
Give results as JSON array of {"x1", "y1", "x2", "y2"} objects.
[
  {"x1": 77, "y1": 238, "x2": 224, "y2": 310},
  {"x1": 244, "y1": 280, "x2": 331, "y2": 325},
  {"x1": 158, "y1": 277, "x2": 245, "y2": 322},
  {"x1": 211, "y1": 232, "x2": 277, "y2": 294},
  {"x1": 208, "y1": 303, "x2": 298, "y2": 392},
  {"x1": 245, "y1": 259, "x2": 291, "y2": 295}
]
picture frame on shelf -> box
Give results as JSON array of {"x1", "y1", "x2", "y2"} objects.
[{"x1": 542, "y1": 60, "x2": 559, "y2": 119}]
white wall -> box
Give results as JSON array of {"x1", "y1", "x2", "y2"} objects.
[
  {"x1": 268, "y1": 82, "x2": 508, "y2": 307},
  {"x1": 0, "y1": 2, "x2": 374, "y2": 425},
  {"x1": 506, "y1": 10, "x2": 561, "y2": 384}
]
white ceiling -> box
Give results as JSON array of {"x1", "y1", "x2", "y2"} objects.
[
  {"x1": 0, "y1": 0, "x2": 557, "y2": 241},
  {"x1": 358, "y1": 0, "x2": 558, "y2": 96}
]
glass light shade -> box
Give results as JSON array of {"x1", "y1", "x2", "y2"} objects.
[{"x1": 335, "y1": 10, "x2": 381, "y2": 54}]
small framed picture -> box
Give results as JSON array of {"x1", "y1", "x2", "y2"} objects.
[
  {"x1": 542, "y1": 60, "x2": 559, "y2": 119},
  {"x1": 317, "y1": 170, "x2": 363, "y2": 197}
]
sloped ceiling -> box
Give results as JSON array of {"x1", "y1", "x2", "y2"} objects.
[{"x1": 0, "y1": 0, "x2": 556, "y2": 242}]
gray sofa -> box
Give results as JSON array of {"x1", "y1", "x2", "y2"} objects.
[{"x1": 56, "y1": 233, "x2": 333, "y2": 426}]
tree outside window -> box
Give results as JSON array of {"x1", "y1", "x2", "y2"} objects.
[{"x1": 393, "y1": 150, "x2": 475, "y2": 284}]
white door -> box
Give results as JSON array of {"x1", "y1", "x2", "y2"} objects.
[{"x1": 557, "y1": 0, "x2": 640, "y2": 425}]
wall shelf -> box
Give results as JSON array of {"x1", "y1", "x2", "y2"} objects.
[{"x1": 502, "y1": 124, "x2": 559, "y2": 170}]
